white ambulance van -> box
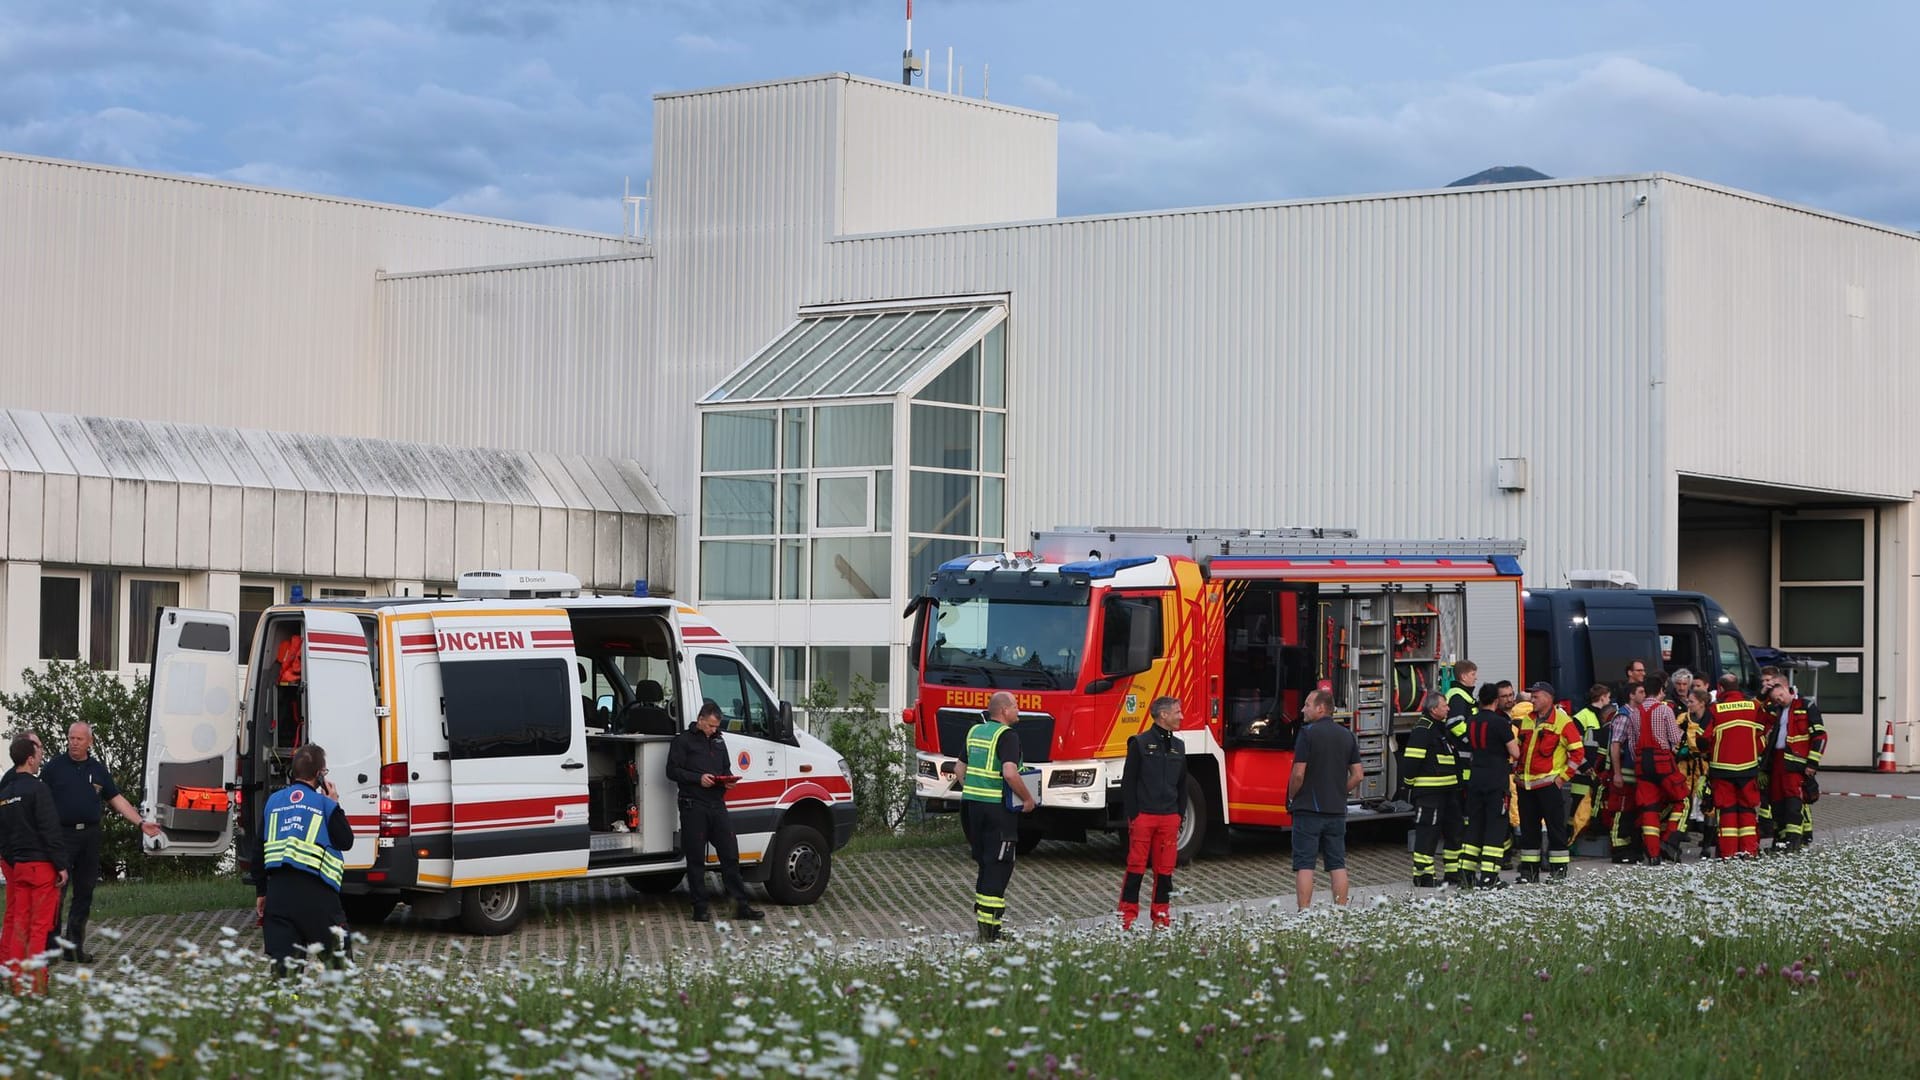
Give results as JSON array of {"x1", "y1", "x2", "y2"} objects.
[{"x1": 142, "y1": 570, "x2": 855, "y2": 934}]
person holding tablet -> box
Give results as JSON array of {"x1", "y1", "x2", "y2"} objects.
[{"x1": 666, "y1": 701, "x2": 764, "y2": 923}]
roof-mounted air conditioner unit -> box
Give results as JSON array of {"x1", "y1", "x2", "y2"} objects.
[{"x1": 1567, "y1": 569, "x2": 1640, "y2": 590}]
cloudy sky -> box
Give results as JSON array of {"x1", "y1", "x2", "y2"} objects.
[{"x1": 6, "y1": 0, "x2": 1919, "y2": 233}]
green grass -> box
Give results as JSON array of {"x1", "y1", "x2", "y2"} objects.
[
  {"x1": 13, "y1": 837, "x2": 1920, "y2": 1077},
  {"x1": 841, "y1": 815, "x2": 964, "y2": 855},
  {"x1": 88, "y1": 874, "x2": 254, "y2": 921}
]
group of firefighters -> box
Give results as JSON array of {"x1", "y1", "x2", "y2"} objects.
[{"x1": 1402, "y1": 659, "x2": 1827, "y2": 888}]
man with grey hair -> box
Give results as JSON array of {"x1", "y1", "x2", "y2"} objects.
[
  {"x1": 1116, "y1": 696, "x2": 1186, "y2": 929},
  {"x1": 1401, "y1": 691, "x2": 1461, "y2": 887},
  {"x1": 39, "y1": 722, "x2": 161, "y2": 963}
]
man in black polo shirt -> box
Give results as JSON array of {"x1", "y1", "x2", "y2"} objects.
[{"x1": 40, "y1": 722, "x2": 162, "y2": 963}]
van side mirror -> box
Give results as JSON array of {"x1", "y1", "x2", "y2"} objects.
[
  {"x1": 1101, "y1": 596, "x2": 1158, "y2": 678},
  {"x1": 776, "y1": 700, "x2": 795, "y2": 742}
]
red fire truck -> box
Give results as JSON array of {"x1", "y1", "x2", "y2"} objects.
[{"x1": 905, "y1": 528, "x2": 1526, "y2": 861}]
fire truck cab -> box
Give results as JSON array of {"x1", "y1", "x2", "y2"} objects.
[{"x1": 905, "y1": 529, "x2": 1526, "y2": 862}]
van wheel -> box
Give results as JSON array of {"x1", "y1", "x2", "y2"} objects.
[
  {"x1": 459, "y1": 881, "x2": 531, "y2": 935},
  {"x1": 764, "y1": 823, "x2": 830, "y2": 906},
  {"x1": 625, "y1": 871, "x2": 684, "y2": 895},
  {"x1": 340, "y1": 894, "x2": 400, "y2": 926},
  {"x1": 1176, "y1": 774, "x2": 1209, "y2": 867},
  {"x1": 1016, "y1": 829, "x2": 1044, "y2": 856}
]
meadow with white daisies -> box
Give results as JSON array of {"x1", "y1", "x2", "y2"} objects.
[{"x1": 3, "y1": 835, "x2": 1919, "y2": 1077}]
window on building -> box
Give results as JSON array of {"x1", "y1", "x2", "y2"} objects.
[
  {"x1": 698, "y1": 306, "x2": 1006, "y2": 608},
  {"x1": 39, "y1": 575, "x2": 83, "y2": 661},
  {"x1": 89, "y1": 570, "x2": 118, "y2": 671},
  {"x1": 238, "y1": 584, "x2": 277, "y2": 659},
  {"x1": 443, "y1": 658, "x2": 574, "y2": 759},
  {"x1": 126, "y1": 578, "x2": 181, "y2": 667},
  {"x1": 809, "y1": 645, "x2": 892, "y2": 710}
]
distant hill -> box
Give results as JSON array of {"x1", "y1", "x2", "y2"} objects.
[{"x1": 1447, "y1": 166, "x2": 1552, "y2": 187}]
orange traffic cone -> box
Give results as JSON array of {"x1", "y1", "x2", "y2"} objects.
[{"x1": 1876, "y1": 720, "x2": 1898, "y2": 773}]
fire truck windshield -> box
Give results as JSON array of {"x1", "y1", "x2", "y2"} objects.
[{"x1": 922, "y1": 595, "x2": 1088, "y2": 691}]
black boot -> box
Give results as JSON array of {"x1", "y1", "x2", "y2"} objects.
[
  {"x1": 1547, "y1": 865, "x2": 1568, "y2": 883},
  {"x1": 1517, "y1": 863, "x2": 1540, "y2": 885},
  {"x1": 691, "y1": 906, "x2": 711, "y2": 923},
  {"x1": 1443, "y1": 870, "x2": 1465, "y2": 887},
  {"x1": 1413, "y1": 874, "x2": 1439, "y2": 889},
  {"x1": 977, "y1": 923, "x2": 1001, "y2": 944},
  {"x1": 1478, "y1": 871, "x2": 1507, "y2": 890},
  {"x1": 734, "y1": 902, "x2": 765, "y2": 921}
]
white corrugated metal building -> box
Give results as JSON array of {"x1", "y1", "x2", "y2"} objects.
[{"x1": 1, "y1": 72, "x2": 1915, "y2": 767}]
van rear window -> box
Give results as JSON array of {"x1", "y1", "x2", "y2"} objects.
[{"x1": 443, "y1": 658, "x2": 572, "y2": 760}]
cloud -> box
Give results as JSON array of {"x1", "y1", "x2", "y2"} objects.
[
  {"x1": 428, "y1": 0, "x2": 898, "y2": 39},
  {"x1": 1018, "y1": 74, "x2": 1079, "y2": 108},
  {"x1": 1, "y1": 106, "x2": 197, "y2": 166},
  {"x1": 673, "y1": 32, "x2": 746, "y2": 55},
  {"x1": 435, "y1": 184, "x2": 628, "y2": 232},
  {"x1": 1054, "y1": 55, "x2": 1920, "y2": 228},
  {"x1": 209, "y1": 61, "x2": 650, "y2": 232}
]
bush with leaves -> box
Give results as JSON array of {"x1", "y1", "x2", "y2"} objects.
[
  {"x1": 805, "y1": 675, "x2": 912, "y2": 834},
  {"x1": 0, "y1": 662, "x2": 216, "y2": 881}
]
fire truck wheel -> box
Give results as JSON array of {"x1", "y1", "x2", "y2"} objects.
[
  {"x1": 624, "y1": 871, "x2": 685, "y2": 895},
  {"x1": 765, "y1": 823, "x2": 831, "y2": 906},
  {"x1": 340, "y1": 894, "x2": 400, "y2": 926},
  {"x1": 459, "y1": 881, "x2": 531, "y2": 935},
  {"x1": 1175, "y1": 774, "x2": 1208, "y2": 867}
]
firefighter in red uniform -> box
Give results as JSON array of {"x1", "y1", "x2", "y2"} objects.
[
  {"x1": 1763, "y1": 680, "x2": 1825, "y2": 852},
  {"x1": 1116, "y1": 696, "x2": 1186, "y2": 929},
  {"x1": 1626, "y1": 673, "x2": 1685, "y2": 865},
  {"x1": 1698, "y1": 688, "x2": 1766, "y2": 858}
]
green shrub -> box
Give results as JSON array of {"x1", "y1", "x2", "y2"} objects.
[
  {"x1": 806, "y1": 675, "x2": 912, "y2": 834},
  {"x1": 0, "y1": 662, "x2": 216, "y2": 881}
]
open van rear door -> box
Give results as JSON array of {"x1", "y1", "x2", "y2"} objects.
[
  {"x1": 302, "y1": 609, "x2": 382, "y2": 869},
  {"x1": 143, "y1": 608, "x2": 238, "y2": 857}
]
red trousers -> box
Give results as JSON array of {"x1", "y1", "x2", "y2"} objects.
[
  {"x1": 1769, "y1": 758, "x2": 1805, "y2": 800},
  {"x1": 1118, "y1": 812, "x2": 1179, "y2": 927},
  {"x1": 1710, "y1": 776, "x2": 1761, "y2": 857},
  {"x1": 1, "y1": 862, "x2": 59, "y2": 994},
  {"x1": 1635, "y1": 779, "x2": 1678, "y2": 860}
]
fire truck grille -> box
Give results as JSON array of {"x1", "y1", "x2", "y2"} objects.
[{"x1": 936, "y1": 709, "x2": 1055, "y2": 764}]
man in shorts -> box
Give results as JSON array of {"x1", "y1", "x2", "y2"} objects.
[{"x1": 1287, "y1": 689, "x2": 1362, "y2": 910}]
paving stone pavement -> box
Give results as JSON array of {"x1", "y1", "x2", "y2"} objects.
[{"x1": 92, "y1": 779, "x2": 1920, "y2": 971}]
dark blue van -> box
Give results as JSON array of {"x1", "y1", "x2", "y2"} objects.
[{"x1": 1523, "y1": 589, "x2": 1762, "y2": 700}]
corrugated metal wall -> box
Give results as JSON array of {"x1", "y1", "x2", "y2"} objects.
[
  {"x1": 0, "y1": 152, "x2": 630, "y2": 438},
  {"x1": 837, "y1": 79, "x2": 1057, "y2": 236},
  {"x1": 1664, "y1": 177, "x2": 1920, "y2": 499},
  {"x1": 823, "y1": 179, "x2": 1664, "y2": 591},
  {"x1": 644, "y1": 76, "x2": 845, "y2": 559},
  {"x1": 376, "y1": 255, "x2": 655, "y2": 460}
]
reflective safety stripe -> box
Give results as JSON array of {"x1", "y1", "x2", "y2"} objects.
[
  {"x1": 263, "y1": 809, "x2": 345, "y2": 888},
  {"x1": 962, "y1": 723, "x2": 1008, "y2": 803}
]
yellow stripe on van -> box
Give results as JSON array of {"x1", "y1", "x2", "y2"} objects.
[{"x1": 451, "y1": 867, "x2": 589, "y2": 888}]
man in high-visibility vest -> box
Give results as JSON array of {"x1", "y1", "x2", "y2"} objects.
[
  {"x1": 258, "y1": 744, "x2": 353, "y2": 974},
  {"x1": 1514, "y1": 683, "x2": 1584, "y2": 883},
  {"x1": 1402, "y1": 692, "x2": 1461, "y2": 888},
  {"x1": 1699, "y1": 691, "x2": 1766, "y2": 858},
  {"x1": 1440, "y1": 662, "x2": 1478, "y2": 885},
  {"x1": 1763, "y1": 680, "x2": 1825, "y2": 852},
  {"x1": 1568, "y1": 684, "x2": 1611, "y2": 840},
  {"x1": 962, "y1": 691, "x2": 1037, "y2": 942}
]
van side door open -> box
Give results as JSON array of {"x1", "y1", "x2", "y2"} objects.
[
  {"x1": 143, "y1": 608, "x2": 238, "y2": 856},
  {"x1": 301, "y1": 609, "x2": 382, "y2": 869},
  {"x1": 430, "y1": 612, "x2": 590, "y2": 885}
]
